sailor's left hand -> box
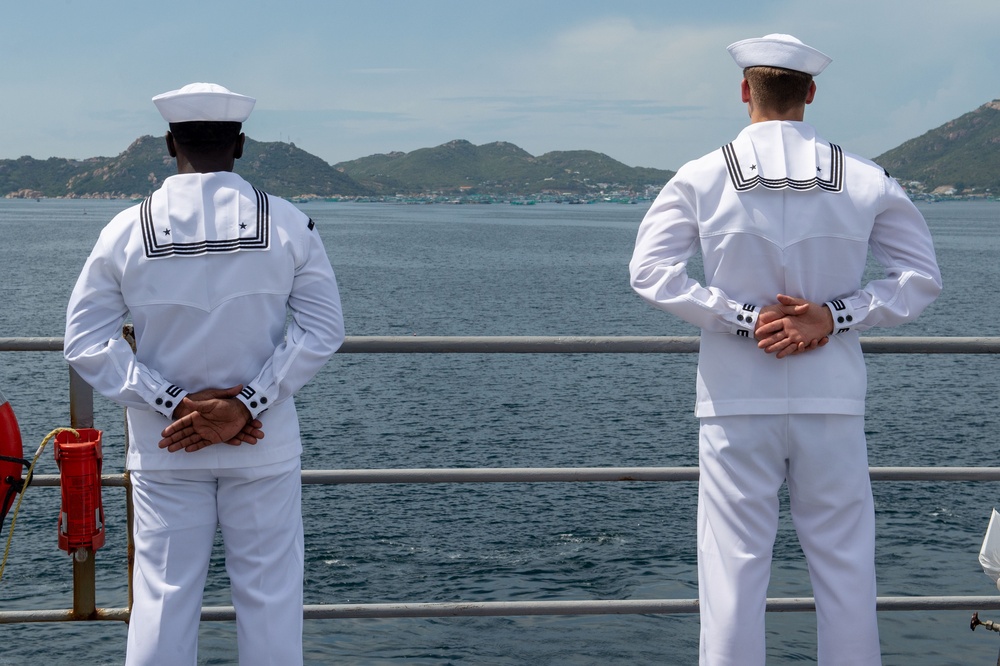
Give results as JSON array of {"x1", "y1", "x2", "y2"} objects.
[
  {"x1": 159, "y1": 390, "x2": 263, "y2": 452},
  {"x1": 755, "y1": 294, "x2": 832, "y2": 358}
]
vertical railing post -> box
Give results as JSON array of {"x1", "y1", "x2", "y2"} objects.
[
  {"x1": 125, "y1": 469, "x2": 134, "y2": 617},
  {"x1": 68, "y1": 366, "x2": 94, "y2": 431},
  {"x1": 67, "y1": 366, "x2": 97, "y2": 619},
  {"x1": 123, "y1": 324, "x2": 135, "y2": 619}
]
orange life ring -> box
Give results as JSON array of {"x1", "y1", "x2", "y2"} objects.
[{"x1": 0, "y1": 389, "x2": 26, "y2": 527}]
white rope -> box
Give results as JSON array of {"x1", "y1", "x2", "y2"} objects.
[{"x1": 0, "y1": 428, "x2": 78, "y2": 583}]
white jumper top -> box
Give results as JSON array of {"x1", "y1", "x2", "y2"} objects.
[
  {"x1": 65, "y1": 172, "x2": 345, "y2": 469},
  {"x1": 630, "y1": 121, "x2": 942, "y2": 417}
]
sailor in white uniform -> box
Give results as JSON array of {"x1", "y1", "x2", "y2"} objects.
[
  {"x1": 629, "y1": 36, "x2": 941, "y2": 665},
  {"x1": 64, "y1": 83, "x2": 345, "y2": 665}
]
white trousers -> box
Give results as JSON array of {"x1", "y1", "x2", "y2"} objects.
[
  {"x1": 697, "y1": 415, "x2": 880, "y2": 666},
  {"x1": 126, "y1": 457, "x2": 304, "y2": 666}
]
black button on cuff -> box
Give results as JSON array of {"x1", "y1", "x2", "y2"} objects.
[
  {"x1": 825, "y1": 300, "x2": 855, "y2": 335},
  {"x1": 152, "y1": 385, "x2": 187, "y2": 418},
  {"x1": 733, "y1": 304, "x2": 758, "y2": 337}
]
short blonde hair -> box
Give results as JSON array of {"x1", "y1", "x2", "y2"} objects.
[{"x1": 743, "y1": 66, "x2": 813, "y2": 114}]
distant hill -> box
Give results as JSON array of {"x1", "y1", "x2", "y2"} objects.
[
  {"x1": 14, "y1": 103, "x2": 1000, "y2": 201},
  {"x1": 335, "y1": 139, "x2": 674, "y2": 195},
  {"x1": 0, "y1": 136, "x2": 373, "y2": 199},
  {"x1": 0, "y1": 136, "x2": 669, "y2": 200},
  {"x1": 63, "y1": 135, "x2": 175, "y2": 198},
  {"x1": 0, "y1": 155, "x2": 109, "y2": 199},
  {"x1": 240, "y1": 138, "x2": 373, "y2": 197},
  {"x1": 874, "y1": 100, "x2": 1000, "y2": 195}
]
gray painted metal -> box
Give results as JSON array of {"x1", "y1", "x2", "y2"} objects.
[
  {"x1": 68, "y1": 366, "x2": 94, "y2": 430},
  {"x1": 24, "y1": 466, "x2": 1000, "y2": 487},
  {"x1": 5, "y1": 595, "x2": 1000, "y2": 624},
  {"x1": 0, "y1": 337, "x2": 63, "y2": 352},
  {"x1": 3, "y1": 336, "x2": 1000, "y2": 354}
]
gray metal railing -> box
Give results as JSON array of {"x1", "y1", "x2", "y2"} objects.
[
  {"x1": 3, "y1": 335, "x2": 1000, "y2": 354},
  {"x1": 1, "y1": 335, "x2": 998, "y2": 626}
]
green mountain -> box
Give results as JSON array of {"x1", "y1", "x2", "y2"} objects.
[
  {"x1": 239, "y1": 138, "x2": 372, "y2": 197},
  {"x1": 874, "y1": 100, "x2": 1000, "y2": 195},
  {"x1": 64, "y1": 135, "x2": 175, "y2": 198},
  {"x1": 0, "y1": 155, "x2": 108, "y2": 199},
  {"x1": 335, "y1": 139, "x2": 674, "y2": 195},
  {"x1": 1, "y1": 136, "x2": 372, "y2": 199},
  {"x1": 1, "y1": 136, "x2": 667, "y2": 200},
  {"x1": 331, "y1": 115, "x2": 1000, "y2": 197},
  {"x1": 18, "y1": 104, "x2": 1000, "y2": 201}
]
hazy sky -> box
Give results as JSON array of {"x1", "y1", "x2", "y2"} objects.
[{"x1": 2, "y1": 0, "x2": 997, "y2": 171}]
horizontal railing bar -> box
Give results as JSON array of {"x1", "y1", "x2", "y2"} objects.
[
  {"x1": 311, "y1": 595, "x2": 1000, "y2": 617},
  {"x1": 299, "y1": 467, "x2": 700, "y2": 483},
  {"x1": 0, "y1": 608, "x2": 128, "y2": 623},
  {"x1": 861, "y1": 337, "x2": 1000, "y2": 354},
  {"x1": 299, "y1": 467, "x2": 1000, "y2": 484},
  {"x1": 869, "y1": 468, "x2": 1000, "y2": 481},
  {"x1": 28, "y1": 474, "x2": 130, "y2": 487},
  {"x1": 1, "y1": 336, "x2": 999, "y2": 354},
  {"x1": 5, "y1": 595, "x2": 1000, "y2": 624},
  {"x1": 340, "y1": 336, "x2": 703, "y2": 353},
  {"x1": 0, "y1": 337, "x2": 64, "y2": 351},
  {"x1": 23, "y1": 466, "x2": 1000, "y2": 488},
  {"x1": 341, "y1": 336, "x2": 1000, "y2": 354}
]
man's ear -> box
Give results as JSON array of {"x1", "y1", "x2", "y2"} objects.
[
  {"x1": 165, "y1": 132, "x2": 177, "y2": 158},
  {"x1": 234, "y1": 133, "x2": 245, "y2": 160},
  {"x1": 805, "y1": 80, "x2": 817, "y2": 105},
  {"x1": 741, "y1": 79, "x2": 751, "y2": 104}
]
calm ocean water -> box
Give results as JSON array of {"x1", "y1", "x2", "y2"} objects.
[{"x1": 0, "y1": 198, "x2": 998, "y2": 665}]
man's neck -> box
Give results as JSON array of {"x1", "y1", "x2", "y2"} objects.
[
  {"x1": 749, "y1": 108, "x2": 805, "y2": 124},
  {"x1": 175, "y1": 158, "x2": 235, "y2": 174}
]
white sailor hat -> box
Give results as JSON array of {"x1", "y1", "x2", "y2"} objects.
[
  {"x1": 726, "y1": 34, "x2": 831, "y2": 76},
  {"x1": 152, "y1": 82, "x2": 256, "y2": 123}
]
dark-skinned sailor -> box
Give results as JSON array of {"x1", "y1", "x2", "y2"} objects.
[{"x1": 65, "y1": 82, "x2": 344, "y2": 665}]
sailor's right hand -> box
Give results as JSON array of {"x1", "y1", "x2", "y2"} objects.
[
  {"x1": 160, "y1": 387, "x2": 264, "y2": 452},
  {"x1": 755, "y1": 295, "x2": 831, "y2": 358}
]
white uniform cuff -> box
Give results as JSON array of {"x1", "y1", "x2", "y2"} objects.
[
  {"x1": 236, "y1": 384, "x2": 272, "y2": 419},
  {"x1": 152, "y1": 384, "x2": 186, "y2": 418},
  {"x1": 731, "y1": 303, "x2": 759, "y2": 338},
  {"x1": 825, "y1": 299, "x2": 856, "y2": 334}
]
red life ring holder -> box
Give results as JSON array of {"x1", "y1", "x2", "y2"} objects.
[{"x1": 0, "y1": 388, "x2": 26, "y2": 527}]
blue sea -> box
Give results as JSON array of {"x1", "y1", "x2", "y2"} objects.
[{"x1": 0, "y1": 198, "x2": 998, "y2": 664}]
